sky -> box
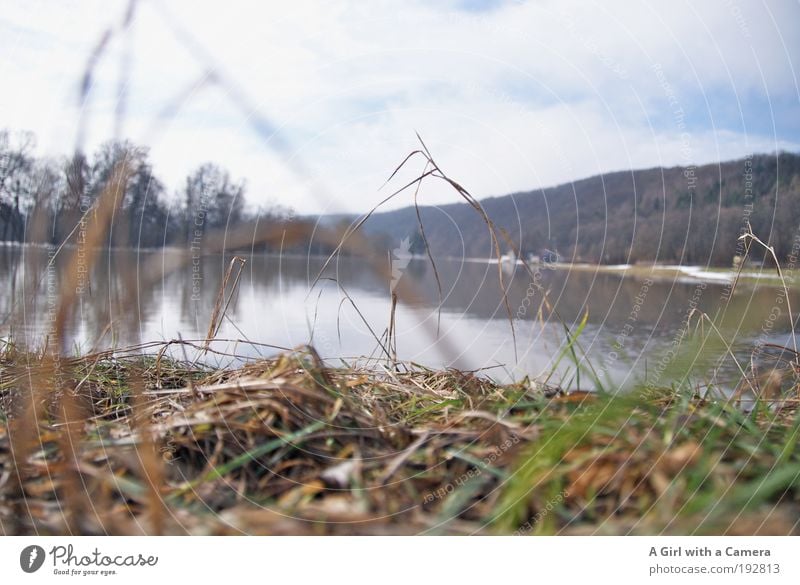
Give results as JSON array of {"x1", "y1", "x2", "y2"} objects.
[{"x1": 1, "y1": 0, "x2": 799, "y2": 215}]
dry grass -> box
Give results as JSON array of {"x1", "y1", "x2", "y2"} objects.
[{"x1": 1, "y1": 341, "x2": 798, "y2": 536}]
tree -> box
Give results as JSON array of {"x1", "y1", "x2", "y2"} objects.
[
  {"x1": 24, "y1": 159, "x2": 65, "y2": 243},
  {"x1": 0, "y1": 130, "x2": 35, "y2": 241},
  {"x1": 183, "y1": 163, "x2": 245, "y2": 242},
  {"x1": 70, "y1": 141, "x2": 172, "y2": 248}
]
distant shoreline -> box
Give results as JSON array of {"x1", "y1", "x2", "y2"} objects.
[
  {"x1": 452, "y1": 255, "x2": 794, "y2": 287},
  {"x1": 3, "y1": 241, "x2": 793, "y2": 287}
]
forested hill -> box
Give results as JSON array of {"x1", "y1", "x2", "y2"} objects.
[{"x1": 360, "y1": 152, "x2": 800, "y2": 266}]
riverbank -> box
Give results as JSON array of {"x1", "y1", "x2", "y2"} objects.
[
  {"x1": 1, "y1": 342, "x2": 797, "y2": 535},
  {"x1": 2, "y1": 239, "x2": 794, "y2": 289},
  {"x1": 476, "y1": 255, "x2": 798, "y2": 287},
  {"x1": 593, "y1": 263, "x2": 798, "y2": 287}
]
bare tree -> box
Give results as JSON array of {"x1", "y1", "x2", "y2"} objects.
[
  {"x1": 183, "y1": 163, "x2": 245, "y2": 243},
  {"x1": 0, "y1": 130, "x2": 35, "y2": 241}
]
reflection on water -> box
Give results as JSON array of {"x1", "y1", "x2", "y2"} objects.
[{"x1": 1, "y1": 246, "x2": 796, "y2": 388}]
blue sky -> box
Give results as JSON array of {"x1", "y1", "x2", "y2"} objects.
[{"x1": 1, "y1": 0, "x2": 798, "y2": 214}]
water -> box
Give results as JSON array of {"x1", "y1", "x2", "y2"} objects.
[{"x1": 1, "y1": 245, "x2": 795, "y2": 389}]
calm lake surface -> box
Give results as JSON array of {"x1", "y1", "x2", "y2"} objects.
[{"x1": 1, "y1": 246, "x2": 796, "y2": 389}]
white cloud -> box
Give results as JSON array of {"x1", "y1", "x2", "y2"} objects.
[{"x1": 1, "y1": 0, "x2": 798, "y2": 214}]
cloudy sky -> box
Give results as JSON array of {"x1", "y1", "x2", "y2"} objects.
[{"x1": 2, "y1": 0, "x2": 799, "y2": 214}]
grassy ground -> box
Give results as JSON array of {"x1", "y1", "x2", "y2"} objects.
[{"x1": 1, "y1": 342, "x2": 798, "y2": 535}]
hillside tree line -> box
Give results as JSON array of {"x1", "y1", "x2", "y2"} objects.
[{"x1": 362, "y1": 152, "x2": 800, "y2": 266}]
